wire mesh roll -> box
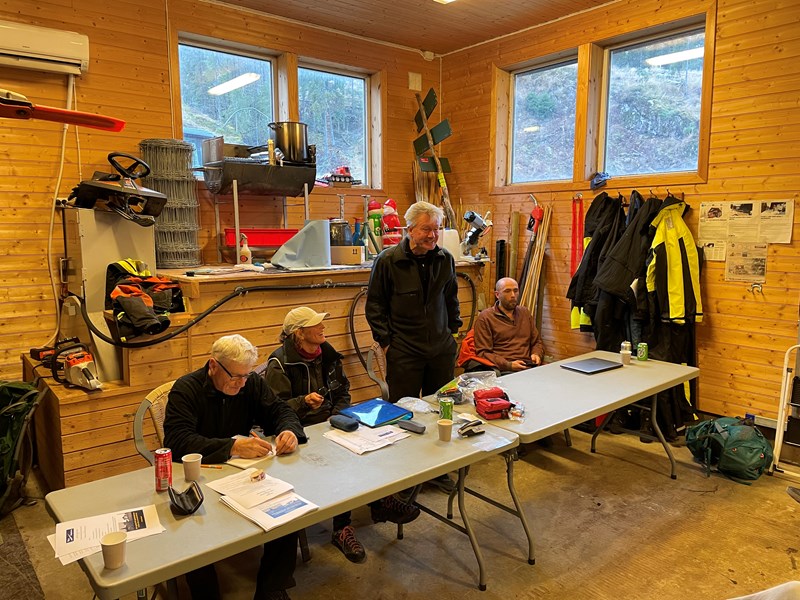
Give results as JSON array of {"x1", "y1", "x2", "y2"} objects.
[{"x1": 139, "y1": 139, "x2": 202, "y2": 268}]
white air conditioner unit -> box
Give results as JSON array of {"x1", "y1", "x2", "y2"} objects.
[{"x1": 0, "y1": 20, "x2": 89, "y2": 75}]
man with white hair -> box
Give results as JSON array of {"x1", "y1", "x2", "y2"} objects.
[
  {"x1": 366, "y1": 200, "x2": 462, "y2": 493},
  {"x1": 164, "y1": 334, "x2": 306, "y2": 600}
]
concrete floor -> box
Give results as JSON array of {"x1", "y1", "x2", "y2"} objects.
[{"x1": 7, "y1": 429, "x2": 800, "y2": 600}]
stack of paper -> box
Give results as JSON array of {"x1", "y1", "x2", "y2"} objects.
[
  {"x1": 323, "y1": 424, "x2": 409, "y2": 455},
  {"x1": 50, "y1": 504, "x2": 165, "y2": 565},
  {"x1": 207, "y1": 468, "x2": 317, "y2": 533}
]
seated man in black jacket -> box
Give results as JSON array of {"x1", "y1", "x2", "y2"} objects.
[{"x1": 164, "y1": 334, "x2": 306, "y2": 600}]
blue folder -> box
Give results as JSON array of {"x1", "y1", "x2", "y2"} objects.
[{"x1": 339, "y1": 398, "x2": 413, "y2": 428}]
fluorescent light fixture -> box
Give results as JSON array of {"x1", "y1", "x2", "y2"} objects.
[
  {"x1": 433, "y1": 0, "x2": 457, "y2": 4},
  {"x1": 646, "y1": 47, "x2": 704, "y2": 66},
  {"x1": 208, "y1": 72, "x2": 260, "y2": 96},
  {"x1": 523, "y1": 126, "x2": 541, "y2": 133}
]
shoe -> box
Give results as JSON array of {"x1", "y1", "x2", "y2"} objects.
[
  {"x1": 332, "y1": 525, "x2": 366, "y2": 563},
  {"x1": 370, "y1": 496, "x2": 420, "y2": 524},
  {"x1": 427, "y1": 473, "x2": 456, "y2": 494}
]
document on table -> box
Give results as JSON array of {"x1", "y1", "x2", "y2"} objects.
[
  {"x1": 226, "y1": 453, "x2": 274, "y2": 469},
  {"x1": 323, "y1": 424, "x2": 409, "y2": 455},
  {"x1": 220, "y1": 491, "x2": 318, "y2": 533},
  {"x1": 206, "y1": 467, "x2": 293, "y2": 509},
  {"x1": 52, "y1": 504, "x2": 165, "y2": 564}
]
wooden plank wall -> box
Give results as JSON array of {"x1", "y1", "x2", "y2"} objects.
[
  {"x1": 440, "y1": 0, "x2": 800, "y2": 420},
  {"x1": 0, "y1": 0, "x2": 439, "y2": 382}
]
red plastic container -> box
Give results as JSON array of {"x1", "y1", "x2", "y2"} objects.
[{"x1": 224, "y1": 228, "x2": 298, "y2": 247}]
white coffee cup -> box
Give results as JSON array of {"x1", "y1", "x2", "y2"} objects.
[
  {"x1": 438, "y1": 419, "x2": 453, "y2": 442},
  {"x1": 101, "y1": 531, "x2": 127, "y2": 570},
  {"x1": 620, "y1": 350, "x2": 632, "y2": 365},
  {"x1": 182, "y1": 453, "x2": 203, "y2": 481}
]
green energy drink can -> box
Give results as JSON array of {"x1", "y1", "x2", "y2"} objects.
[
  {"x1": 439, "y1": 396, "x2": 454, "y2": 420},
  {"x1": 637, "y1": 342, "x2": 649, "y2": 361}
]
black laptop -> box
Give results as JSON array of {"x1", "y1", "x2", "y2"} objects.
[{"x1": 560, "y1": 357, "x2": 624, "y2": 375}]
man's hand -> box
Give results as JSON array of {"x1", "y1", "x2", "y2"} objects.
[
  {"x1": 530, "y1": 354, "x2": 542, "y2": 366},
  {"x1": 274, "y1": 430, "x2": 298, "y2": 455},
  {"x1": 231, "y1": 435, "x2": 273, "y2": 458},
  {"x1": 510, "y1": 360, "x2": 528, "y2": 371},
  {"x1": 304, "y1": 392, "x2": 324, "y2": 409}
]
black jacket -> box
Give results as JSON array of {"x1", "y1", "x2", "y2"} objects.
[
  {"x1": 264, "y1": 339, "x2": 351, "y2": 425},
  {"x1": 365, "y1": 237, "x2": 461, "y2": 357},
  {"x1": 163, "y1": 362, "x2": 307, "y2": 463}
]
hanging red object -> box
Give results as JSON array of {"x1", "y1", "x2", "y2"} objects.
[
  {"x1": 570, "y1": 193, "x2": 584, "y2": 276},
  {"x1": 0, "y1": 89, "x2": 125, "y2": 132}
]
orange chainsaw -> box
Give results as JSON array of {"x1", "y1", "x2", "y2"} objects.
[
  {"x1": 52, "y1": 342, "x2": 103, "y2": 391},
  {"x1": 0, "y1": 88, "x2": 125, "y2": 132}
]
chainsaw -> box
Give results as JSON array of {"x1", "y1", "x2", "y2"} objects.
[{"x1": 51, "y1": 342, "x2": 103, "y2": 391}]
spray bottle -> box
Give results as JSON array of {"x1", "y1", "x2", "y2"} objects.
[{"x1": 239, "y1": 233, "x2": 252, "y2": 264}]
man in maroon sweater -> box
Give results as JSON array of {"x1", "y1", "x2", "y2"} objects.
[{"x1": 473, "y1": 277, "x2": 544, "y2": 373}]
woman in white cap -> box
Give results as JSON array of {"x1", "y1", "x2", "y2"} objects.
[{"x1": 264, "y1": 306, "x2": 366, "y2": 563}]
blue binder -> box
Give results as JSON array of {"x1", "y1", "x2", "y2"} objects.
[{"x1": 339, "y1": 398, "x2": 413, "y2": 428}]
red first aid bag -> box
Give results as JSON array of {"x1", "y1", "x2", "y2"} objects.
[{"x1": 473, "y1": 387, "x2": 513, "y2": 420}]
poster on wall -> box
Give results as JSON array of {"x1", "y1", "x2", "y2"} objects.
[
  {"x1": 698, "y1": 199, "x2": 795, "y2": 261},
  {"x1": 724, "y1": 242, "x2": 768, "y2": 283}
]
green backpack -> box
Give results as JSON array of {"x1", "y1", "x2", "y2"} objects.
[
  {"x1": 685, "y1": 417, "x2": 774, "y2": 483},
  {"x1": 0, "y1": 381, "x2": 40, "y2": 513}
]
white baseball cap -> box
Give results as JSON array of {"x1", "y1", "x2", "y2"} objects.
[{"x1": 283, "y1": 307, "x2": 329, "y2": 335}]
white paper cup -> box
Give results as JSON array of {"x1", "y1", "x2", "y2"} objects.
[
  {"x1": 182, "y1": 453, "x2": 203, "y2": 481},
  {"x1": 101, "y1": 531, "x2": 127, "y2": 570},
  {"x1": 437, "y1": 419, "x2": 453, "y2": 442},
  {"x1": 620, "y1": 350, "x2": 632, "y2": 365}
]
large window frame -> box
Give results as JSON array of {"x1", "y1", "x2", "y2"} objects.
[
  {"x1": 175, "y1": 35, "x2": 384, "y2": 191},
  {"x1": 492, "y1": 11, "x2": 715, "y2": 193}
]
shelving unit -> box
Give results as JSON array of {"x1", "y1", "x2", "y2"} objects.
[{"x1": 771, "y1": 343, "x2": 800, "y2": 480}]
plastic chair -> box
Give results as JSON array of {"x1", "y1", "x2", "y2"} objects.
[
  {"x1": 133, "y1": 380, "x2": 175, "y2": 465},
  {"x1": 366, "y1": 341, "x2": 390, "y2": 400}
]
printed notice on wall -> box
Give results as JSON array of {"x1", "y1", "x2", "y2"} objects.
[
  {"x1": 725, "y1": 242, "x2": 768, "y2": 283},
  {"x1": 698, "y1": 200, "x2": 794, "y2": 261}
]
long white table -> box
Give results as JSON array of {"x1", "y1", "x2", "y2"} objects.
[
  {"x1": 46, "y1": 409, "x2": 518, "y2": 599},
  {"x1": 485, "y1": 350, "x2": 700, "y2": 477}
]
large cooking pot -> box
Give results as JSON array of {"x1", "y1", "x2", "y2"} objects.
[{"x1": 268, "y1": 121, "x2": 309, "y2": 163}]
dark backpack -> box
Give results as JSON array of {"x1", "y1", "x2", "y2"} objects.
[
  {"x1": 0, "y1": 382, "x2": 40, "y2": 515},
  {"x1": 686, "y1": 417, "x2": 773, "y2": 483}
]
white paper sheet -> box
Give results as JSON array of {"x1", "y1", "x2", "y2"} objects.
[
  {"x1": 206, "y1": 468, "x2": 293, "y2": 509},
  {"x1": 220, "y1": 491, "x2": 318, "y2": 533},
  {"x1": 323, "y1": 425, "x2": 409, "y2": 455}
]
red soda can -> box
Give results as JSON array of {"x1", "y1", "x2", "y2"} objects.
[{"x1": 154, "y1": 448, "x2": 172, "y2": 492}]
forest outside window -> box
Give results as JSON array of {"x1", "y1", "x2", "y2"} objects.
[
  {"x1": 601, "y1": 28, "x2": 705, "y2": 177},
  {"x1": 298, "y1": 66, "x2": 369, "y2": 186},
  {"x1": 178, "y1": 44, "x2": 275, "y2": 168},
  {"x1": 510, "y1": 59, "x2": 578, "y2": 184}
]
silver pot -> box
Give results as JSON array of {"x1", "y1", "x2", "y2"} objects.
[{"x1": 268, "y1": 121, "x2": 309, "y2": 163}]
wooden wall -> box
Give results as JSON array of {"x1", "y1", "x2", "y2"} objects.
[
  {"x1": 440, "y1": 0, "x2": 800, "y2": 420},
  {"x1": 0, "y1": 0, "x2": 438, "y2": 382}
]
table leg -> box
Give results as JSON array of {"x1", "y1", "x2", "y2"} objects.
[
  {"x1": 648, "y1": 394, "x2": 677, "y2": 480},
  {"x1": 504, "y1": 451, "x2": 535, "y2": 564},
  {"x1": 456, "y1": 465, "x2": 488, "y2": 591},
  {"x1": 590, "y1": 410, "x2": 616, "y2": 452}
]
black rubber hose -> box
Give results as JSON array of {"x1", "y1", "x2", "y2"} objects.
[
  {"x1": 76, "y1": 280, "x2": 368, "y2": 349},
  {"x1": 348, "y1": 288, "x2": 369, "y2": 371},
  {"x1": 457, "y1": 271, "x2": 478, "y2": 331}
]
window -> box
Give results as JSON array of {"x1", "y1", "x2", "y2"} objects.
[
  {"x1": 178, "y1": 44, "x2": 274, "y2": 168},
  {"x1": 602, "y1": 29, "x2": 705, "y2": 177},
  {"x1": 510, "y1": 60, "x2": 578, "y2": 184},
  {"x1": 298, "y1": 67, "x2": 368, "y2": 184}
]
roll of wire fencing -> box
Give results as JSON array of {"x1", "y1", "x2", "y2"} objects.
[{"x1": 139, "y1": 139, "x2": 202, "y2": 268}]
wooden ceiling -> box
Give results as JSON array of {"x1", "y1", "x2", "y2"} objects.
[{"x1": 212, "y1": 0, "x2": 613, "y2": 54}]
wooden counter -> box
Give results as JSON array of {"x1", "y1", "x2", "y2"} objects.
[{"x1": 26, "y1": 262, "x2": 485, "y2": 489}]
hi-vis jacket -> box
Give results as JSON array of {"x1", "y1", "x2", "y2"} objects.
[{"x1": 645, "y1": 196, "x2": 703, "y2": 325}]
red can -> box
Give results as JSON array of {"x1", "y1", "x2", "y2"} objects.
[{"x1": 154, "y1": 447, "x2": 172, "y2": 492}]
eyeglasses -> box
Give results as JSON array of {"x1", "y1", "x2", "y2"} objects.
[
  {"x1": 317, "y1": 379, "x2": 342, "y2": 396},
  {"x1": 216, "y1": 360, "x2": 253, "y2": 381}
]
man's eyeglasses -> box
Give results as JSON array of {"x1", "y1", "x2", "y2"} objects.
[
  {"x1": 317, "y1": 379, "x2": 342, "y2": 396},
  {"x1": 216, "y1": 360, "x2": 253, "y2": 381}
]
